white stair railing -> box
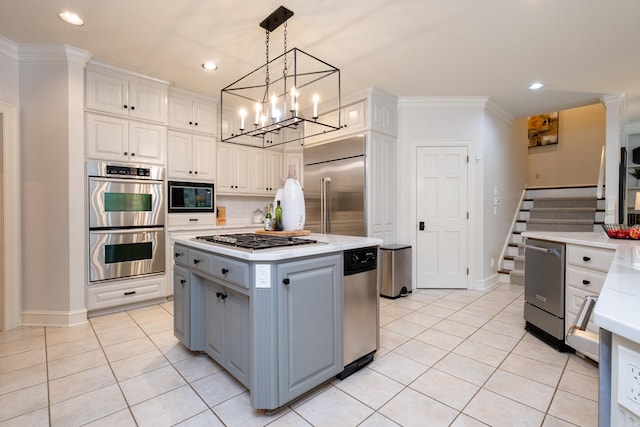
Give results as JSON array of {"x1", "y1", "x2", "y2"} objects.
[
  {"x1": 596, "y1": 145, "x2": 605, "y2": 199},
  {"x1": 498, "y1": 188, "x2": 527, "y2": 272}
]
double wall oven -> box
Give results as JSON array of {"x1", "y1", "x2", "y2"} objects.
[{"x1": 87, "y1": 160, "x2": 165, "y2": 283}]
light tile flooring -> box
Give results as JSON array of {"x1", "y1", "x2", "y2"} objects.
[{"x1": 0, "y1": 283, "x2": 599, "y2": 426}]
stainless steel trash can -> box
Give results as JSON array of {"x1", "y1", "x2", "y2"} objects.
[{"x1": 380, "y1": 244, "x2": 411, "y2": 299}]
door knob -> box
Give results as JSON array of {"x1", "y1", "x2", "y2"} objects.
[{"x1": 283, "y1": 278, "x2": 290, "y2": 285}]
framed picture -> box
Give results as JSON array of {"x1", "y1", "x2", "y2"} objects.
[{"x1": 528, "y1": 112, "x2": 559, "y2": 148}]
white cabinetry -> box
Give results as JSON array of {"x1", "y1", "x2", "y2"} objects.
[
  {"x1": 86, "y1": 65, "x2": 168, "y2": 124},
  {"x1": 368, "y1": 132, "x2": 397, "y2": 242},
  {"x1": 305, "y1": 100, "x2": 366, "y2": 145},
  {"x1": 86, "y1": 113, "x2": 166, "y2": 165},
  {"x1": 87, "y1": 274, "x2": 167, "y2": 312},
  {"x1": 167, "y1": 130, "x2": 216, "y2": 181},
  {"x1": 253, "y1": 150, "x2": 284, "y2": 194},
  {"x1": 565, "y1": 244, "x2": 615, "y2": 361},
  {"x1": 217, "y1": 143, "x2": 253, "y2": 194},
  {"x1": 169, "y1": 90, "x2": 217, "y2": 135}
]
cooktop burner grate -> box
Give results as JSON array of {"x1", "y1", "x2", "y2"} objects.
[{"x1": 194, "y1": 233, "x2": 318, "y2": 250}]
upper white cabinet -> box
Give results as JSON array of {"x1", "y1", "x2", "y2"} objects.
[
  {"x1": 167, "y1": 130, "x2": 216, "y2": 181},
  {"x1": 86, "y1": 113, "x2": 166, "y2": 165},
  {"x1": 86, "y1": 65, "x2": 168, "y2": 124},
  {"x1": 169, "y1": 90, "x2": 217, "y2": 135},
  {"x1": 217, "y1": 143, "x2": 253, "y2": 194},
  {"x1": 252, "y1": 150, "x2": 284, "y2": 194}
]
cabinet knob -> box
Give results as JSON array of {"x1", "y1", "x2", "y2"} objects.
[
  {"x1": 123, "y1": 104, "x2": 128, "y2": 109},
  {"x1": 123, "y1": 151, "x2": 128, "y2": 156},
  {"x1": 130, "y1": 106, "x2": 135, "y2": 110},
  {"x1": 582, "y1": 280, "x2": 591, "y2": 285},
  {"x1": 582, "y1": 256, "x2": 591, "y2": 262},
  {"x1": 189, "y1": 121, "x2": 193, "y2": 125},
  {"x1": 194, "y1": 171, "x2": 198, "y2": 174},
  {"x1": 216, "y1": 291, "x2": 222, "y2": 298},
  {"x1": 283, "y1": 278, "x2": 290, "y2": 285},
  {"x1": 188, "y1": 170, "x2": 193, "y2": 174},
  {"x1": 221, "y1": 268, "x2": 229, "y2": 275},
  {"x1": 193, "y1": 259, "x2": 200, "y2": 264},
  {"x1": 180, "y1": 279, "x2": 186, "y2": 285},
  {"x1": 221, "y1": 294, "x2": 228, "y2": 300},
  {"x1": 194, "y1": 122, "x2": 198, "y2": 126},
  {"x1": 131, "y1": 153, "x2": 136, "y2": 157},
  {"x1": 175, "y1": 252, "x2": 183, "y2": 257}
]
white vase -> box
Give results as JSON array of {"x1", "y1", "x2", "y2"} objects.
[{"x1": 281, "y1": 177, "x2": 305, "y2": 231}]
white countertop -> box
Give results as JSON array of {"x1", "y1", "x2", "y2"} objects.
[
  {"x1": 173, "y1": 232, "x2": 383, "y2": 261},
  {"x1": 522, "y1": 231, "x2": 640, "y2": 343}
]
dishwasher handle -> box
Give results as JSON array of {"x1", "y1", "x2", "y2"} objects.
[{"x1": 524, "y1": 244, "x2": 560, "y2": 256}]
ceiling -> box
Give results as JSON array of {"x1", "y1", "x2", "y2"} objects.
[{"x1": 2, "y1": 0, "x2": 640, "y2": 123}]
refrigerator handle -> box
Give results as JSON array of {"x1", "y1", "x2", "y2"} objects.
[{"x1": 321, "y1": 177, "x2": 331, "y2": 234}]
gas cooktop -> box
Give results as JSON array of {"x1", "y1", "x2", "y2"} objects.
[{"x1": 194, "y1": 233, "x2": 319, "y2": 251}]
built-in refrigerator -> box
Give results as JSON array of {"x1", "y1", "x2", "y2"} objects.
[{"x1": 303, "y1": 135, "x2": 366, "y2": 237}]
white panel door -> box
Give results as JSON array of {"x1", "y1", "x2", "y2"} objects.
[{"x1": 416, "y1": 146, "x2": 468, "y2": 288}]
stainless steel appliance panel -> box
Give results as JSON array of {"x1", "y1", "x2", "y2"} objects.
[
  {"x1": 304, "y1": 136, "x2": 366, "y2": 237},
  {"x1": 168, "y1": 181, "x2": 214, "y2": 213},
  {"x1": 89, "y1": 177, "x2": 164, "y2": 228},
  {"x1": 524, "y1": 238, "x2": 566, "y2": 341},
  {"x1": 89, "y1": 228, "x2": 165, "y2": 282}
]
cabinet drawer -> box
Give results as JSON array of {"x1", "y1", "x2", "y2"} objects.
[
  {"x1": 167, "y1": 213, "x2": 216, "y2": 227},
  {"x1": 566, "y1": 245, "x2": 614, "y2": 272},
  {"x1": 174, "y1": 244, "x2": 189, "y2": 267},
  {"x1": 212, "y1": 256, "x2": 249, "y2": 289},
  {"x1": 188, "y1": 249, "x2": 215, "y2": 275},
  {"x1": 88, "y1": 277, "x2": 165, "y2": 311},
  {"x1": 566, "y1": 287, "x2": 599, "y2": 334},
  {"x1": 566, "y1": 265, "x2": 607, "y2": 294}
]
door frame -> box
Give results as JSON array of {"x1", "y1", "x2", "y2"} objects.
[
  {"x1": 410, "y1": 139, "x2": 476, "y2": 289},
  {"x1": 0, "y1": 101, "x2": 21, "y2": 330}
]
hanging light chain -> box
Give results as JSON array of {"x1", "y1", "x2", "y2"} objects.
[
  {"x1": 265, "y1": 29, "x2": 270, "y2": 86},
  {"x1": 282, "y1": 21, "x2": 288, "y2": 78}
]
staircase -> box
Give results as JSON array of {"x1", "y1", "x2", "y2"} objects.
[{"x1": 499, "y1": 187, "x2": 605, "y2": 284}]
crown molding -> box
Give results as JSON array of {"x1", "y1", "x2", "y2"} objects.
[
  {"x1": 398, "y1": 96, "x2": 489, "y2": 109},
  {"x1": 18, "y1": 44, "x2": 92, "y2": 65}
]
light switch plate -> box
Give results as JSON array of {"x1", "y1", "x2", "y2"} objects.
[{"x1": 255, "y1": 264, "x2": 271, "y2": 288}]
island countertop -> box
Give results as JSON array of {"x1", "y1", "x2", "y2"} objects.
[
  {"x1": 172, "y1": 232, "x2": 383, "y2": 261},
  {"x1": 521, "y1": 231, "x2": 640, "y2": 344}
]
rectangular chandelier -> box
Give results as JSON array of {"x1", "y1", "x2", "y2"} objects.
[{"x1": 220, "y1": 6, "x2": 341, "y2": 148}]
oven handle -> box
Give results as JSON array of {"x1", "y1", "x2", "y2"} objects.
[
  {"x1": 89, "y1": 227, "x2": 164, "y2": 234},
  {"x1": 524, "y1": 244, "x2": 560, "y2": 256},
  {"x1": 89, "y1": 176, "x2": 163, "y2": 185}
]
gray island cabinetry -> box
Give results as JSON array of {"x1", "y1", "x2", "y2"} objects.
[{"x1": 172, "y1": 234, "x2": 379, "y2": 410}]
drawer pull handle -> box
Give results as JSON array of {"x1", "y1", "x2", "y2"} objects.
[
  {"x1": 583, "y1": 280, "x2": 590, "y2": 285},
  {"x1": 221, "y1": 268, "x2": 229, "y2": 275},
  {"x1": 582, "y1": 256, "x2": 591, "y2": 262},
  {"x1": 283, "y1": 278, "x2": 290, "y2": 285},
  {"x1": 124, "y1": 291, "x2": 136, "y2": 296},
  {"x1": 193, "y1": 259, "x2": 200, "y2": 264}
]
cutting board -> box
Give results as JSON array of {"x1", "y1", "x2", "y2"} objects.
[
  {"x1": 254, "y1": 229, "x2": 311, "y2": 236},
  {"x1": 216, "y1": 206, "x2": 226, "y2": 226}
]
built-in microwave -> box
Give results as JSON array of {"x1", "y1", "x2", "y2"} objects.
[{"x1": 168, "y1": 181, "x2": 215, "y2": 213}]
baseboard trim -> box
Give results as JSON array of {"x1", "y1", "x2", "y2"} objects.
[
  {"x1": 473, "y1": 274, "x2": 499, "y2": 290},
  {"x1": 22, "y1": 308, "x2": 88, "y2": 327}
]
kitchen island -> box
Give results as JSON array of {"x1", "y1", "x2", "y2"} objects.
[
  {"x1": 172, "y1": 233, "x2": 382, "y2": 411},
  {"x1": 522, "y1": 231, "x2": 640, "y2": 425}
]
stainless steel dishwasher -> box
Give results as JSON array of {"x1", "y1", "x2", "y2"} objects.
[
  {"x1": 338, "y1": 246, "x2": 378, "y2": 379},
  {"x1": 523, "y1": 238, "x2": 569, "y2": 350}
]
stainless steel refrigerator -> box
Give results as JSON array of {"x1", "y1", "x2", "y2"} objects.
[{"x1": 303, "y1": 136, "x2": 366, "y2": 236}]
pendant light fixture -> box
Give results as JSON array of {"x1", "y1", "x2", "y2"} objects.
[{"x1": 220, "y1": 6, "x2": 341, "y2": 148}]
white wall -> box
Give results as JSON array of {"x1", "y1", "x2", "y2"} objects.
[
  {"x1": 525, "y1": 104, "x2": 605, "y2": 187},
  {"x1": 19, "y1": 45, "x2": 90, "y2": 325}
]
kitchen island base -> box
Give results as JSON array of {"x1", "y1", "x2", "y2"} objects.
[{"x1": 173, "y1": 234, "x2": 382, "y2": 410}]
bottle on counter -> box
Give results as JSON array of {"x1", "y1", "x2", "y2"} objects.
[
  {"x1": 264, "y1": 204, "x2": 273, "y2": 231},
  {"x1": 275, "y1": 200, "x2": 283, "y2": 231}
]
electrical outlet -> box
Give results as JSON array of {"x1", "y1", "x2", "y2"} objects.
[{"x1": 619, "y1": 345, "x2": 640, "y2": 417}]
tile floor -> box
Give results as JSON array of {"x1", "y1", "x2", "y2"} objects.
[{"x1": 0, "y1": 282, "x2": 599, "y2": 426}]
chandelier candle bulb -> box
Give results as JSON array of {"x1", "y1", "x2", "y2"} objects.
[
  {"x1": 313, "y1": 94, "x2": 319, "y2": 119},
  {"x1": 290, "y1": 87, "x2": 297, "y2": 112},
  {"x1": 239, "y1": 108, "x2": 247, "y2": 131},
  {"x1": 254, "y1": 103, "x2": 261, "y2": 125}
]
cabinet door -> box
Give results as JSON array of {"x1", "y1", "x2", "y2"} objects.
[
  {"x1": 86, "y1": 70, "x2": 129, "y2": 116},
  {"x1": 225, "y1": 288, "x2": 250, "y2": 387},
  {"x1": 268, "y1": 151, "x2": 284, "y2": 192},
  {"x1": 277, "y1": 254, "x2": 342, "y2": 403},
  {"x1": 167, "y1": 131, "x2": 194, "y2": 179},
  {"x1": 86, "y1": 113, "x2": 129, "y2": 162},
  {"x1": 205, "y1": 280, "x2": 226, "y2": 364},
  {"x1": 192, "y1": 135, "x2": 216, "y2": 181},
  {"x1": 169, "y1": 96, "x2": 194, "y2": 131},
  {"x1": 173, "y1": 266, "x2": 189, "y2": 346},
  {"x1": 128, "y1": 121, "x2": 167, "y2": 165},
  {"x1": 128, "y1": 80, "x2": 168, "y2": 123},
  {"x1": 234, "y1": 146, "x2": 253, "y2": 192},
  {"x1": 217, "y1": 143, "x2": 235, "y2": 192},
  {"x1": 252, "y1": 149, "x2": 269, "y2": 194},
  {"x1": 192, "y1": 100, "x2": 217, "y2": 135}
]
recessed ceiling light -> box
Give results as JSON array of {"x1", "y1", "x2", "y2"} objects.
[
  {"x1": 202, "y1": 62, "x2": 217, "y2": 71},
  {"x1": 58, "y1": 11, "x2": 84, "y2": 26},
  {"x1": 529, "y1": 82, "x2": 544, "y2": 91}
]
